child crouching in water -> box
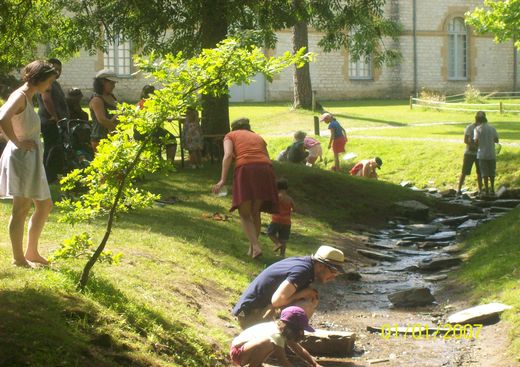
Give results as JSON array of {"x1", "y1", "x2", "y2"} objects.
[
  {"x1": 229, "y1": 306, "x2": 321, "y2": 367},
  {"x1": 268, "y1": 178, "x2": 294, "y2": 257}
]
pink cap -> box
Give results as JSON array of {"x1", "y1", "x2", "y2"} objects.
[{"x1": 280, "y1": 306, "x2": 315, "y2": 332}]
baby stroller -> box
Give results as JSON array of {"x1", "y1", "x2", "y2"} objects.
[{"x1": 45, "y1": 118, "x2": 93, "y2": 177}]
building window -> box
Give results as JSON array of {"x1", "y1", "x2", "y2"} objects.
[
  {"x1": 104, "y1": 35, "x2": 132, "y2": 76},
  {"x1": 349, "y1": 55, "x2": 372, "y2": 80},
  {"x1": 448, "y1": 17, "x2": 467, "y2": 80}
]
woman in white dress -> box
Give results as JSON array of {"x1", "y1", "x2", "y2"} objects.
[{"x1": 0, "y1": 60, "x2": 58, "y2": 266}]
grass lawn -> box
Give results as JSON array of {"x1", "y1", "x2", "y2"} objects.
[{"x1": 0, "y1": 99, "x2": 518, "y2": 365}]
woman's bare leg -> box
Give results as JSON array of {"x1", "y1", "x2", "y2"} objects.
[
  {"x1": 238, "y1": 201, "x2": 262, "y2": 258},
  {"x1": 9, "y1": 197, "x2": 32, "y2": 266},
  {"x1": 238, "y1": 337, "x2": 274, "y2": 367},
  {"x1": 25, "y1": 198, "x2": 52, "y2": 264}
]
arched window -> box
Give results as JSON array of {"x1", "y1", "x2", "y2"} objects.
[{"x1": 448, "y1": 17, "x2": 467, "y2": 80}]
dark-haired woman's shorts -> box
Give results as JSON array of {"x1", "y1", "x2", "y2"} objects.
[{"x1": 461, "y1": 154, "x2": 480, "y2": 176}]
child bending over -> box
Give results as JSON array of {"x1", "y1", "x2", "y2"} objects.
[{"x1": 229, "y1": 306, "x2": 322, "y2": 367}]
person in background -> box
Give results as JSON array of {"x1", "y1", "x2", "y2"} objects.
[
  {"x1": 229, "y1": 306, "x2": 322, "y2": 367},
  {"x1": 349, "y1": 157, "x2": 383, "y2": 179},
  {"x1": 66, "y1": 88, "x2": 89, "y2": 121},
  {"x1": 89, "y1": 69, "x2": 119, "y2": 153},
  {"x1": 474, "y1": 111, "x2": 499, "y2": 196},
  {"x1": 457, "y1": 113, "x2": 482, "y2": 195},
  {"x1": 134, "y1": 85, "x2": 177, "y2": 164},
  {"x1": 37, "y1": 58, "x2": 69, "y2": 183},
  {"x1": 320, "y1": 112, "x2": 347, "y2": 172},
  {"x1": 212, "y1": 118, "x2": 278, "y2": 259},
  {"x1": 0, "y1": 60, "x2": 58, "y2": 266},
  {"x1": 184, "y1": 107, "x2": 204, "y2": 168},
  {"x1": 301, "y1": 132, "x2": 322, "y2": 166},
  {"x1": 267, "y1": 178, "x2": 295, "y2": 257}
]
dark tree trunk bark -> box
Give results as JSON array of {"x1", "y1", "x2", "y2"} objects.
[
  {"x1": 292, "y1": 19, "x2": 313, "y2": 109},
  {"x1": 200, "y1": 0, "x2": 230, "y2": 135}
]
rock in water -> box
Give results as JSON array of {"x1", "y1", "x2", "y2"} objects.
[
  {"x1": 426, "y1": 231, "x2": 457, "y2": 241},
  {"x1": 388, "y1": 287, "x2": 435, "y2": 307},
  {"x1": 357, "y1": 249, "x2": 397, "y2": 261},
  {"x1": 418, "y1": 256, "x2": 462, "y2": 271},
  {"x1": 447, "y1": 303, "x2": 512, "y2": 325},
  {"x1": 300, "y1": 329, "x2": 356, "y2": 356}
]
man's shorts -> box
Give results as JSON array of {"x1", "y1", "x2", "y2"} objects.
[
  {"x1": 307, "y1": 144, "x2": 322, "y2": 158},
  {"x1": 479, "y1": 159, "x2": 496, "y2": 177},
  {"x1": 332, "y1": 136, "x2": 347, "y2": 154},
  {"x1": 462, "y1": 154, "x2": 480, "y2": 176},
  {"x1": 267, "y1": 222, "x2": 291, "y2": 242}
]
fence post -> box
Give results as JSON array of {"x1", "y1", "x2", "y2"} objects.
[
  {"x1": 314, "y1": 116, "x2": 320, "y2": 136},
  {"x1": 409, "y1": 96, "x2": 413, "y2": 110},
  {"x1": 499, "y1": 101, "x2": 504, "y2": 114}
]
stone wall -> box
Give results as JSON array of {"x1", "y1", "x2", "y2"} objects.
[{"x1": 58, "y1": 0, "x2": 520, "y2": 102}]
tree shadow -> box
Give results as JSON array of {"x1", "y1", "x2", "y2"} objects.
[
  {"x1": 332, "y1": 113, "x2": 407, "y2": 127},
  {"x1": 0, "y1": 287, "x2": 151, "y2": 367}
]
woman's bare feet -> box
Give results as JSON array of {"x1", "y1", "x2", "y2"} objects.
[
  {"x1": 25, "y1": 254, "x2": 49, "y2": 266},
  {"x1": 252, "y1": 249, "x2": 263, "y2": 259},
  {"x1": 12, "y1": 259, "x2": 33, "y2": 268}
]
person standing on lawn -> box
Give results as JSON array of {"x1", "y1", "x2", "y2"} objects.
[
  {"x1": 320, "y1": 112, "x2": 347, "y2": 172},
  {"x1": 474, "y1": 111, "x2": 499, "y2": 196},
  {"x1": 212, "y1": 118, "x2": 278, "y2": 259}
]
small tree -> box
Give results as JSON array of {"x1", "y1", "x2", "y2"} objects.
[
  {"x1": 465, "y1": 0, "x2": 520, "y2": 50},
  {"x1": 56, "y1": 39, "x2": 312, "y2": 291}
]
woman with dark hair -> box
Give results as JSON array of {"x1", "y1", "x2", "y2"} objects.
[
  {"x1": 0, "y1": 60, "x2": 58, "y2": 266},
  {"x1": 212, "y1": 118, "x2": 278, "y2": 259},
  {"x1": 89, "y1": 69, "x2": 118, "y2": 152}
]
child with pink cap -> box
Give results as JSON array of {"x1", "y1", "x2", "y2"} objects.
[{"x1": 229, "y1": 305, "x2": 322, "y2": 366}]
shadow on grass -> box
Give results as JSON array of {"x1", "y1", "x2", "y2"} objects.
[
  {"x1": 0, "y1": 287, "x2": 148, "y2": 367},
  {"x1": 332, "y1": 113, "x2": 407, "y2": 127}
]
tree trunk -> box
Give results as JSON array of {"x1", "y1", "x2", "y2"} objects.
[
  {"x1": 292, "y1": 20, "x2": 313, "y2": 109},
  {"x1": 200, "y1": 0, "x2": 230, "y2": 135}
]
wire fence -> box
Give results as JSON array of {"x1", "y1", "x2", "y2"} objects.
[{"x1": 410, "y1": 92, "x2": 520, "y2": 114}]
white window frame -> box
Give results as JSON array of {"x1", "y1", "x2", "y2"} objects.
[
  {"x1": 349, "y1": 54, "x2": 372, "y2": 80},
  {"x1": 448, "y1": 17, "x2": 468, "y2": 80},
  {"x1": 104, "y1": 35, "x2": 132, "y2": 77}
]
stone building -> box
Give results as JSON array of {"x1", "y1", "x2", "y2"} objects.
[{"x1": 58, "y1": 0, "x2": 519, "y2": 102}]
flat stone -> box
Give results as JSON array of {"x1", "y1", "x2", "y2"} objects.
[
  {"x1": 393, "y1": 249, "x2": 429, "y2": 256},
  {"x1": 426, "y1": 231, "x2": 457, "y2": 241},
  {"x1": 388, "y1": 287, "x2": 435, "y2": 307},
  {"x1": 443, "y1": 244, "x2": 463, "y2": 254},
  {"x1": 418, "y1": 256, "x2": 462, "y2": 271},
  {"x1": 394, "y1": 200, "x2": 430, "y2": 221},
  {"x1": 496, "y1": 186, "x2": 507, "y2": 198},
  {"x1": 357, "y1": 249, "x2": 397, "y2": 262},
  {"x1": 427, "y1": 188, "x2": 439, "y2": 194},
  {"x1": 447, "y1": 303, "x2": 512, "y2": 325},
  {"x1": 423, "y1": 274, "x2": 448, "y2": 282},
  {"x1": 396, "y1": 240, "x2": 415, "y2": 247},
  {"x1": 418, "y1": 241, "x2": 452, "y2": 249},
  {"x1": 404, "y1": 224, "x2": 441, "y2": 235},
  {"x1": 468, "y1": 212, "x2": 487, "y2": 220},
  {"x1": 399, "y1": 235, "x2": 427, "y2": 241},
  {"x1": 473, "y1": 200, "x2": 494, "y2": 208},
  {"x1": 436, "y1": 215, "x2": 470, "y2": 226},
  {"x1": 400, "y1": 181, "x2": 414, "y2": 187},
  {"x1": 440, "y1": 189, "x2": 457, "y2": 197},
  {"x1": 301, "y1": 329, "x2": 356, "y2": 356},
  {"x1": 489, "y1": 206, "x2": 513, "y2": 213},
  {"x1": 493, "y1": 199, "x2": 520, "y2": 208},
  {"x1": 367, "y1": 242, "x2": 395, "y2": 250},
  {"x1": 457, "y1": 219, "x2": 479, "y2": 230},
  {"x1": 387, "y1": 265, "x2": 419, "y2": 272}
]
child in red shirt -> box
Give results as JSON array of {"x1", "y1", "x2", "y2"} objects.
[{"x1": 267, "y1": 179, "x2": 295, "y2": 257}]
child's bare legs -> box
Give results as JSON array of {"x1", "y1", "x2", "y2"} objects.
[
  {"x1": 279, "y1": 241, "x2": 286, "y2": 257},
  {"x1": 307, "y1": 155, "x2": 318, "y2": 166},
  {"x1": 25, "y1": 198, "x2": 52, "y2": 265},
  {"x1": 238, "y1": 200, "x2": 263, "y2": 258},
  {"x1": 269, "y1": 234, "x2": 282, "y2": 251},
  {"x1": 238, "y1": 337, "x2": 274, "y2": 367},
  {"x1": 9, "y1": 197, "x2": 32, "y2": 266},
  {"x1": 333, "y1": 153, "x2": 340, "y2": 171}
]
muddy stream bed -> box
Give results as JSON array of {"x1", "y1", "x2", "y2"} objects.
[{"x1": 265, "y1": 193, "x2": 520, "y2": 367}]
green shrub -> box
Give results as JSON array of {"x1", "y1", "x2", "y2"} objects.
[{"x1": 464, "y1": 84, "x2": 486, "y2": 104}]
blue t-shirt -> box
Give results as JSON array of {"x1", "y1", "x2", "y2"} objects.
[
  {"x1": 232, "y1": 256, "x2": 315, "y2": 316},
  {"x1": 328, "y1": 119, "x2": 344, "y2": 138}
]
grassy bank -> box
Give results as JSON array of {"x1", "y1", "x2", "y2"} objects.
[
  {"x1": 0, "y1": 162, "x2": 434, "y2": 366},
  {"x1": 457, "y1": 208, "x2": 520, "y2": 360}
]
